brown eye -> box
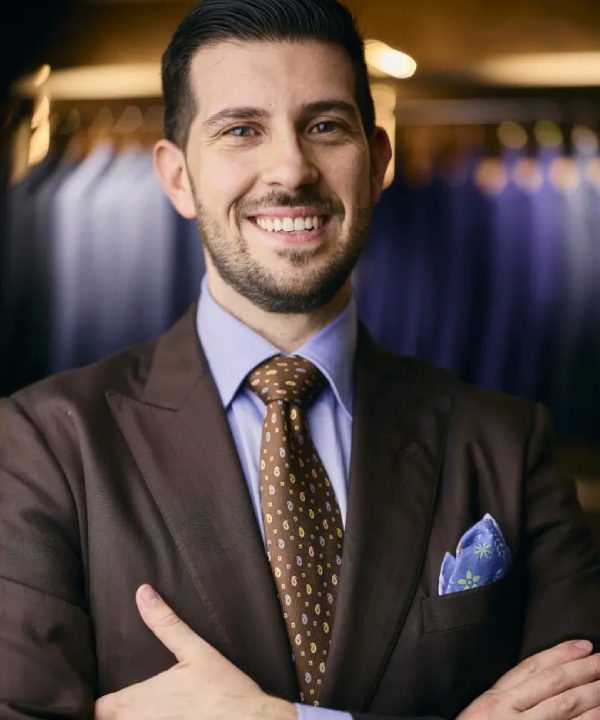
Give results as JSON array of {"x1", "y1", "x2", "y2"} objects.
[{"x1": 312, "y1": 121, "x2": 337, "y2": 134}]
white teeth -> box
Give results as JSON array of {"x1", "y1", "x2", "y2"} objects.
[{"x1": 255, "y1": 215, "x2": 325, "y2": 232}]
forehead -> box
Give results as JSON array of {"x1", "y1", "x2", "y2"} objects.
[{"x1": 188, "y1": 39, "x2": 357, "y2": 117}]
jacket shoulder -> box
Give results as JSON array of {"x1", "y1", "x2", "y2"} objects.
[
  {"x1": 5, "y1": 304, "x2": 200, "y2": 419},
  {"x1": 7, "y1": 338, "x2": 156, "y2": 414},
  {"x1": 380, "y1": 349, "x2": 538, "y2": 442}
]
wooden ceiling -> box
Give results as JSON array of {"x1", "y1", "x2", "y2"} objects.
[
  {"x1": 355, "y1": 0, "x2": 600, "y2": 82},
  {"x1": 9, "y1": 0, "x2": 600, "y2": 93}
]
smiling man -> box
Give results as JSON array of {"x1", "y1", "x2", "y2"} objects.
[
  {"x1": 0, "y1": 1, "x2": 599, "y2": 719},
  {"x1": 157, "y1": 36, "x2": 380, "y2": 347}
]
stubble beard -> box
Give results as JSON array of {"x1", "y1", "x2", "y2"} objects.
[{"x1": 194, "y1": 198, "x2": 372, "y2": 314}]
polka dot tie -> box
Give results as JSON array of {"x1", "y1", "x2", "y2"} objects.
[{"x1": 247, "y1": 355, "x2": 344, "y2": 706}]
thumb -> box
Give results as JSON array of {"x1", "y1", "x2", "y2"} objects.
[{"x1": 135, "y1": 584, "x2": 204, "y2": 662}]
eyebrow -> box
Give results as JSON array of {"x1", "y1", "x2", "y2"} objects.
[
  {"x1": 202, "y1": 100, "x2": 360, "y2": 131},
  {"x1": 203, "y1": 106, "x2": 266, "y2": 131}
]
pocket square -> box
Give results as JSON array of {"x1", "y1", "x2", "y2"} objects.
[{"x1": 438, "y1": 513, "x2": 511, "y2": 595}]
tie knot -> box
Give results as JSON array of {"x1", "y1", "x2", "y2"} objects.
[{"x1": 247, "y1": 355, "x2": 325, "y2": 407}]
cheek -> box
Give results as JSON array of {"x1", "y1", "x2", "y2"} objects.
[
  {"x1": 327, "y1": 154, "x2": 372, "y2": 215},
  {"x1": 324, "y1": 145, "x2": 369, "y2": 185},
  {"x1": 192, "y1": 152, "x2": 256, "y2": 214}
]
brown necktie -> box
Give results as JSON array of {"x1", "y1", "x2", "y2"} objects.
[{"x1": 247, "y1": 355, "x2": 344, "y2": 706}]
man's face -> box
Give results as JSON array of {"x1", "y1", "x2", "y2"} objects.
[{"x1": 181, "y1": 39, "x2": 386, "y2": 313}]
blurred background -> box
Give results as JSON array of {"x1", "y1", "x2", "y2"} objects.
[{"x1": 1, "y1": 0, "x2": 599, "y2": 536}]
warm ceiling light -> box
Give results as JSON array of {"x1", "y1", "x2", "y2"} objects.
[
  {"x1": 477, "y1": 52, "x2": 600, "y2": 87},
  {"x1": 33, "y1": 64, "x2": 51, "y2": 87},
  {"x1": 14, "y1": 63, "x2": 161, "y2": 99},
  {"x1": 365, "y1": 40, "x2": 417, "y2": 79}
]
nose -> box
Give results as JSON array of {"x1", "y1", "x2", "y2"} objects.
[{"x1": 260, "y1": 131, "x2": 319, "y2": 190}]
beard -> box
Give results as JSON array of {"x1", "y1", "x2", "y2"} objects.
[{"x1": 193, "y1": 188, "x2": 372, "y2": 314}]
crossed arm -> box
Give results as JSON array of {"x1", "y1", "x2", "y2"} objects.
[
  {"x1": 2, "y1": 392, "x2": 599, "y2": 719},
  {"x1": 94, "y1": 584, "x2": 600, "y2": 720}
]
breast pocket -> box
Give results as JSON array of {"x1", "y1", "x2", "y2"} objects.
[{"x1": 421, "y1": 571, "x2": 519, "y2": 633}]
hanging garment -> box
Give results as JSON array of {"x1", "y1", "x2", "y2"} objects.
[{"x1": 50, "y1": 142, "x2": 115, "y2": 371}]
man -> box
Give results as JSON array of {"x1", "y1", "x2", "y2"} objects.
[{"x1": 0, "y1": 1, "x2": 598, "y2": 718}]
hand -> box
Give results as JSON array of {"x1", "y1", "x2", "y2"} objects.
[
  {"x1": 95, "y1": 584, "x2": 298, "y2": 720},
  {"x1": 457, "y1": 640, "x2": 600, "y2": 719}
]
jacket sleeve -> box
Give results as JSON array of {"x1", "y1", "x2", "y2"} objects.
[
  {"x1": 0, "y1": 397, "x2": 96, "y2": 718},
  {"x1": 518, "y1": 403, "x2": 600, "y2": 658}
]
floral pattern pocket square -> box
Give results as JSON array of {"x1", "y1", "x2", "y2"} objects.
[{"x1": 439, "y1": 513, "x2": 512, "y2": 595}]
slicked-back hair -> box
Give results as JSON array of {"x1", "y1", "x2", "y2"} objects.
[{"x1": 161, "y1": 0, "x2": 375, "y2": 149}]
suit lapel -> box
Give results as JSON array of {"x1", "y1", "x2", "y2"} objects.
[
  {"x1": 107, "y1": 307, "x2": 298, "y2": 699},
  {"x1": 320, "y1": 327, "x2": 452, "y2": 710},
  {"x1": 105, "y1": 307, "x2": 450, "y2": 708}
]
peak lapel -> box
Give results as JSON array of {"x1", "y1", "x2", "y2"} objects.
[
  {"x1": 320, "y1": 328, "x2": 452, "y2": 710},
  {"x1": 107, "y1": 307, "x2": 298, "y2": 699}
]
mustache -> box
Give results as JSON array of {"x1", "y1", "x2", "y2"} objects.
[{"x1": 239, "y1": 189, "x2": 343, "y2": 216}]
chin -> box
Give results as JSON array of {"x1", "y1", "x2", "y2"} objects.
[{"x1": 244, "y1": 275, "x2": 347, "y2": 315}]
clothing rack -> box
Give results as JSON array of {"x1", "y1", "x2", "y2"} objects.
[{"x1": 2, "y1": 90, "x2": 600, "y2": 441}]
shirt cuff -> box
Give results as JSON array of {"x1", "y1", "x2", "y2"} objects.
[{"x1": 294, "y1": 702, "x2": 352, "y2": 720}]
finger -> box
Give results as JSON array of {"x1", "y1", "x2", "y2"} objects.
[
  {"x1": 136, "y1": 584, "x2": 207, "y2": 662},
  {"x1": 94, "y1": 692, "x2": 118, "y2": 719},
  {"x1": 493, "y1": 641, "x2": 594, "y2": 691},
  {"x1": 512, "y1": 654, "x2": 600, "y2": 711},
  {"x1": 526, "y1": 678, "x2": 600, "y2": 720},
  {"x1": 577, "y1": 706, "x2": 600, "y2": 720}
]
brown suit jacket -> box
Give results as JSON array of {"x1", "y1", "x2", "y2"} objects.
[{"x1": 1, "y1": 305, "x2": 598, "y2": 719}]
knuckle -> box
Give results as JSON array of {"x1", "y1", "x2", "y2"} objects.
[
  {"x1": 541, "y1": 666, "x2": 566, "y2": 690},
  {"x1": 519, "y1": 656, "x2": 538, "y2": 675},
  {"x1": 475, "y1": 693, "x2": 502, "y2": 716},
  {"x1": 157, "y1": 609, "x2": 181, "y2": 627},
  {"x1": 555, "y1": 690, "x2": 578, "y2": 714}
]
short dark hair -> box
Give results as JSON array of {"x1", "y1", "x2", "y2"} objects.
[{"x1": 161, "y1": 0, "x2": 375, "y2": 149}]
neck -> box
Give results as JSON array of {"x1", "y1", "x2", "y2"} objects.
[{"x1": 206, "y1": 270, "x2": 351, "y2": 353}]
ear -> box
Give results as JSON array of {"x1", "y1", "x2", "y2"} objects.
[
  {"x1": 152, "y1": 139, "x2": 197, "y2": 219},
  {"x1": 369, "y1": 126, "x2": 393, "y2": 203}
]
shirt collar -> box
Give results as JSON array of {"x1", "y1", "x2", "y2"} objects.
[{"x1": 196, "y1": 276, "x2": 356, "y2": 419}]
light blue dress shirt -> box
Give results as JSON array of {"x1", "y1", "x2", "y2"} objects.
[{"x1": 197, "y1": 277, "x2": 353, "y2": 720}]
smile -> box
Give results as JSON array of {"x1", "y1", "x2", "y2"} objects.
[{"x1": 254, "y1": 216, "x2": 327, "y2": 233}]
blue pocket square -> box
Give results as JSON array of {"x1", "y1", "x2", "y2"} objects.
[{"x1": 438, "y1": 513, "x2": 511, "y2": 595}]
